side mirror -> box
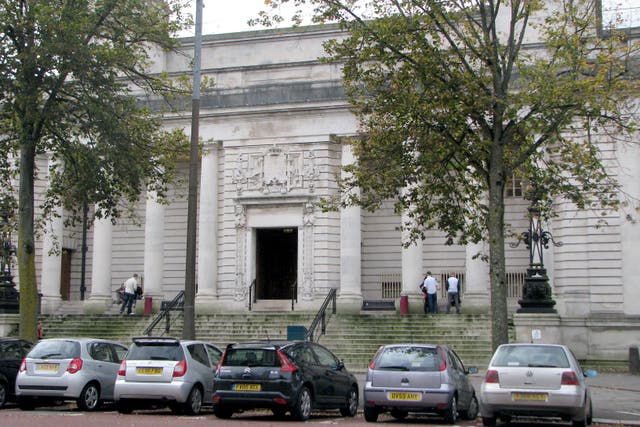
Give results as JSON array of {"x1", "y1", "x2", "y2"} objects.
[
  {"x1": 584, "y1": 369, "x2": 598, "y2": 378},
  {"x1": 467, "y1": 366, "x2": 478, "y2": 375},
  {"x1": 337, "y1": 360, "x2": 345, "y2": 370}
]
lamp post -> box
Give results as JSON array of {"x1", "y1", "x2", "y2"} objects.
[
  {"x1": 0, "y1": 199, "x2": 19, "y2": 313},
  {"x1": 512, "y1": 197, "x2": 560, "y2": 313}
]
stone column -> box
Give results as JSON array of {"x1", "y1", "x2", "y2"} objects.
[
  {"x1": 39, "y1": 209, "x2": 63, "y2": 314},
  {"x1": 401, "y1": 209, "x2": 424, "y2": 313},
  {"x1": 196, "y1": 143, "x2": 221, "y2": 313},
  {"x1": 338, "y1": 143, "x2": 363, "y2": 313},
  {"x1": 463, "y1": 240, "x2": 491, "y2": 313},
  {"x1": 143, "y1": 189, "x2": 165, "y2": 313},
  {"x1": 85, "y1": 212, "x2": 113, "y2": 314}
]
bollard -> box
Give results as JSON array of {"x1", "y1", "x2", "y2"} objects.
[
  {"x1": 399, "y1": 295, "x2": 409, "y2": 315},
  {"x1": 144, "y1": 296, "x2": 153, "y2": 315},
  {"x1": 629, "y1": 345, "x2": 639, "y2": 375}
]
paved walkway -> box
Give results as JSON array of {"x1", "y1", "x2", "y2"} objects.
[{"x1": 587, "y1": 372, "x2": 640, "y2": 424}]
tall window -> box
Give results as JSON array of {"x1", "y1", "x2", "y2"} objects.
[{"x1": 505, "y1": 175, "x2": 523, "y2": 198}]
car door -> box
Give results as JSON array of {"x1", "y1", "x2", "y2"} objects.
[
  {"x1": 310, "y1": 343, "x2": 350, "y2": 406},
  {"x1": 187, "y1": 343, "x2": 214, "y2": 403},
  {"x1": 87, "y1": 341, "x2": 119, "y2": 400},
  {"x1": 447, "y1": 349, "x2": 474, "y2": 408}
]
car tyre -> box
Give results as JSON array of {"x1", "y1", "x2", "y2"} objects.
[
  {"x1": 444, "y1": 395, "x2": 458, "y2": 424},
  {"x1": 390, "y1": 409, "x2": 408, "y2": 420},
  {"x1": 339, "y1": 387, "x2": 358, "y2": 417},
  {"x1": 213, "y1": 405, "x2": 234, "y2": 419},
  {"x1": 482, "y1": 416, "x2": 497, "y2": 427},
  {"x1": 364, "y1": 405, "x2": 379, "y2": 422},
  {"x1": 461, "y1": 394, "x2": 479, "y2": 420},
  {"x1": 117, "y1": 400, "x2": 134, "y2": 414},
  {"x1": 77, "y1": 382, "x2": 100, "y2": 411},
  {"x1": 0, "y1": 380, "x2": 7, "y2": 408},
  {"x1": 17, "y1": 397, "x2": 37, "y2": 411},
  {"x1": 183, "y1": 386, "x2": 203, "y2": 415},
  {"x1": 291, "y1": 386, "x2": 312, "y2": 421}
]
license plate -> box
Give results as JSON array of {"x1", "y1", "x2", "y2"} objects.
[
  {"x1": 388, "y1": 392, "x2": 421, "y2": 401},
  {"x1": 36, "y1": 363, "x2": 59, "y2": 371},
  {"x1": 233, "y1": 383, "x2": 261, "y2": 391},
  {"x1": 136, "y1": 367, "x2": 163, "y2": 375},
  {"x1": 512, "y1": 392, "x2": 548, "y2": 401}
]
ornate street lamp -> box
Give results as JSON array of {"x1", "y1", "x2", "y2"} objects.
[
  {"x1": 512, "y1": 192, "x2": 561, "y2": 313},
  {"x1": 0, "y1": 198, "x2": 19, "y2": 313}
]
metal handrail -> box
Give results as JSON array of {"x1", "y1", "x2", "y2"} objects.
[
  {"x1": 248, "y1": 279, "x2": 256, "y2": 311},
  {"x1": 305, "y1": 288, "x2": 337, "y2": 342},
  {"x1": 291, "y1": 280, "x2": 297, "y2": 311},
  {"x1": 143, "y1": 291, "x2": 185, "y2": 336}
]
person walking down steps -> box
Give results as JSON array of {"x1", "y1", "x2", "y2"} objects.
[
  {"x1": 445, "y1": 272, "x2": 461, "y2": 314},
  {"x1": 120, "y1": 273, "x2": 139, "y2": 315}
]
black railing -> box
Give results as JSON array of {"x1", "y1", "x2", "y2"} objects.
[
  {"x1": 305, "y1": 288, "x2": 337, "y2": 342},
  {"x1": 143, "y1": 291, "x2": 184, "y2": 336},
  {"x1": 248, "y1": 279, "x2": 256, "y2": 311},
  {"x1": 291, "y1": 280, "x2": 297, "y2": 311}
]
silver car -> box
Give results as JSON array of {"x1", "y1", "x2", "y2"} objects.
[
  {"x1": 15, "y1": 338, "x2": 128, "y2": 411},
  {"x1": 363, "y1": 344, "x2": 479, "y2": 423},
  {"x1": 479, "y1": 343, "x2": 596, "y2": 427},
  {"x1": 114, "y1": 336, "x2": 222, "y2": 415}
]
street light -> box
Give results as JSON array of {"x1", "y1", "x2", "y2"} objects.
[{"x1": 0, "y1": 197, "x2": 19, "y2": 313}]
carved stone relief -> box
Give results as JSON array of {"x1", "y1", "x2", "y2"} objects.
[{"x1": 233, "y1": 204, "x2": 247, "y2": 302}]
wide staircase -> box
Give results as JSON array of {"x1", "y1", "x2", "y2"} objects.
[{"x1": 27, "y1": 311, "x2": 494, "y2": 372}]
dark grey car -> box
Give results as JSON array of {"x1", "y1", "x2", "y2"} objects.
[
  {"x1": 0, "y1": 338, "x2": 33, "y2": 408},
  {"x1": 363, "y1": 344, "x2": 478, "y2": 423}
]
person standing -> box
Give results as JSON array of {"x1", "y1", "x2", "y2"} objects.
[
  {"x1": 422, "y1": 271, "x2": 439, "y2": 314},
  {"x1": 36, "y1": 321, "x2": 44, "y2": 340},
  {"x1": 446, "y1": 272, "x2": 461, "y2": 314},
  {"x1": 120, "y1": 273, "x2": 138, "y2": 315}
]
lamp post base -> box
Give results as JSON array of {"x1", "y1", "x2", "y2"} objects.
[{"x1": 517, "y1": 268, "x2": 557, "y2": 314}]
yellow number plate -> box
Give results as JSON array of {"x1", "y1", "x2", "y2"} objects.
[
  {"x1": 36, "y1": 363, "x2": 59, "y2": 371},
  {"x1": 388, "y1": 392, "x2": 421, "y2": 401},
  {"x1": 234, "y1": 383, "x2": 261, "y2": 392},
  {"x1": 512, "y1": 392, "x2": 548, "y2": 401},
  {"x1": 137, "y1": 367, "x2": 163, "y2": 375}
]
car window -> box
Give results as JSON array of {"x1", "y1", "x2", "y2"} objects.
[
  {"x1": 188, "y1": 344, "x2": 210, "y2": 367},
  {"x1": 374, "y1": 346, "x2": 440, "y2": 372},
  {"x1": 223, "y1": 348, "x2": 278, "y2": 367},
  {"x1": 493, "y1": 345, "x2": 570, "y2": 368},
  {"x1": 21, "y1": 340, "x2": 33, "y2": 356},
  {"x1": 448, "y1": 349, "x2": 464, "y2": 372},
  {"x1": 113, "y1": 344, "x2": 128, "y2": 362},
  {"x1": 205, "y1": 344, "x2": 222, "y2": 365},
  {"x1": 310, "y1": 344, "x2": 338, "y2": 369},
  {"x1": 0, "y1": 341, "x2": 24, "y2": 360},
  {"x1": 127, "y1": 343, "x2": 185, "y2": 361},
  {"x1": 28, "y1": 340, "x2": 80, "y2": 359},
  {"x1": 89, "y1": 342, "x2": 115, "y2": 363},
  {"x1": 287, "y1": 344, "x2": 317, "y2": 365}
]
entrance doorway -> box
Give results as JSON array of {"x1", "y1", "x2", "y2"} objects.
[
  {"x1": 255, "y1": 228, "x2": 298, "y2": 300},
  {"x1": 60, "y1": 249, "x2": 72, "y2": 300}
]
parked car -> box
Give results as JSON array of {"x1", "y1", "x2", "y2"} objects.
[
  {"x1": 114, "y1": 336, "x2": 222, "y2": 415},
  {"x1": 15, "y1": 337, "x2": 128, "y2": 410},
  {"x1": 0, "y1": 338, "x2": 33, "y2": 408},
  {"x1": 363, "y1": 343, "x2": 478, "y2": 423},
  {"x1": 212, "y1": 340, "x2": 359, "y2": 421},
  {"x1": 479, "y1": 343, "x2": 596, "y2": 427}
]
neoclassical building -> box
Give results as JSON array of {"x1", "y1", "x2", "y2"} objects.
[{"x1": 19, "y1": 22, "x2": 640, "y2": 361}]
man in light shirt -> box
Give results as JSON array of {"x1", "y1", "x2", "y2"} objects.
[
  {"x1": 120, "y1": 273, "x2": 139, "y2": 315},
  {"x1": 446, "y1": 272, "x2": 461, "y2": 314},
  {"x1": 422, "y1": 271, "x2": 439, "y2": 314}
]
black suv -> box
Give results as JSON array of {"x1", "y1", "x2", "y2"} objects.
[
  {"x1": 213, "y1": 340, "x2": 359, "y2": 420},
  {"x1": 0, "y1": 338, "x2": 33, "y2": 408}
]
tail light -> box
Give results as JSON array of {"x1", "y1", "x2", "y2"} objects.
[
  {"x1": 369, "y1": 345, "x2": 384, "y2": 369},
  {"x1": 19, "y1": 358, "x2": 26, "y2": 373},
  {"x1": 561, "y1": 371, "x2": 579, "y2": 385},
  {"x1": 216, "y1": 350, "x2": 227, "y2": 373},
  {"x1": 277, "y1": 350, "x2": 297, "y2": 373},
  {"x1": 484, "y1": 369, "x2": 500, "y2": 383},
  {"x1": 436, "y1": 346, "x2": 447, "y2": 371},
  {"x1": 67, "y1": 358, "x2": 83, "y2": 374},
  {"x1": 118, "y1": 360, "x2": 126, "y2": 376},
  {"x1": 173, "y1": 359, "x2": 187, "y2": 377}
]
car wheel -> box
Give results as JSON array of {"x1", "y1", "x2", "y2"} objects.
[
  {"x1": 364, "y1": 405, "x2": 379, "y2": 422},
  {"x1": 0, "y1": 380, "x2": 7, "y2": 408},
  {"x1": 390, "y1": 409, "x2": 408, "y2": 420},
  {"x1": 291, "y1": 386, "x2": 312, "y2": 421},
  {"x1": 340, "y1": 386, "x2": 358, "y2": 417},
  {"x1": 117, "y1": 399, "x2": 134, "y2": 414},
  {"x1": 461, "y1": 394, "x2": 479, "y2": 420},
  {"x1": 77, "y1": 382, "x2": 100, "y2": 411},
  {"x1": 587, "y1": 398, "x2": 593, "y2": 425},
  {"x1": 213, "y1": 405, "x2": 234, "y2": 419},
  {"x1": 183, "y1": 386, "x2": 203, "y2": 415},
  {"x1": 482, "y1": 416, "x2": 497, "y2": 427},
  {"x1": 444, "y1": 395, "x2": 458, "y2": 424}
]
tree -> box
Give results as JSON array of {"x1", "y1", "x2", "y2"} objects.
[
  {"x1": 256, "y1": 0, "x2": 639, "y2": 349},
  {"x1": 0, "y1": 0, "x2": 191, "y2": 342}
]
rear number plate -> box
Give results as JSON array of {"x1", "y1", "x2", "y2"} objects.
[
  {"x1": 137, "y1": 367, "x2": 163, "y2": 375},
  {"x1": 36, "y1": 363, "x2": 59, "y2": 371},
  {"x1": 512, "y1": 392, "x2": 548, "y2": 401},
  {"x1": 233, "y1": 383, "x2": 261, "y2": 391},
  {"x1": 388, "y1": 392, "x2": 421, "y2": 401}
]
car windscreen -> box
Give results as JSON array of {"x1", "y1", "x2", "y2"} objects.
[
  {"x1": 28, "y1": 340, "x2": 81, "y2": 359},
  {"x1": 126, "y1": 342, "x2": 185, "y2": 361},
  {"x1": 374, "y1": 346, "x2": 440, "y2": 371},
  {"x1": 492, "y1": 345, "x2": 570, "y2": 368},
  {"x1": 222, "y1": 348, "x2": 279, "y2": 367}
]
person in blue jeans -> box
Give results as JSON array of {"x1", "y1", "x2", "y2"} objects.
[
  {"x1": 120, "y1": 273, "x2": 139, "y2": 315},
  {"x1": 422, "y1": 271, "x2": 439, "y2": 314}
]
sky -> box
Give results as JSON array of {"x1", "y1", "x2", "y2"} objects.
[{"x1": 180, "y1": 0, "x2": 638, "y2": 37}]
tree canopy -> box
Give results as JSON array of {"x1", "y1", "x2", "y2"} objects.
[
  {"x1": 257, "y1": 0, "x2": 639, "y2": 348},
  {"x1": 0, "y1": 0, "x2": 191, "y2": 341}
]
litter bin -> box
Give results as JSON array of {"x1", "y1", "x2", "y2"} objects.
[
  {"x1": 287, "y1": 325, "x2": 307, "y2": 341},
  {"x1": 144, "y1": 296, "x2": 153, "y2": 315},
  {"x1": 399, "y1": 295, "x2": 409, "y2": 315}
]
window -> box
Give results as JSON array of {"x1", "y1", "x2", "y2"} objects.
[
  {"x1": 187, "y1": 344, "x2": 210, "y2": 367},
  {"x1": 90, "y1": 342, "x2": 114, "y2": 363},
  {"x1": 206, "y1": 344, "x2": 222, "y2": 366},
  {"x1": 311, "y1": 344, "x2": 339, "y2": 369},
  {"x1": 505, "y1": 175, "x2": 523, "y2": 198}
]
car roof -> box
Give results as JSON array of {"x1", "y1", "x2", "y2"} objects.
[
  {"x1": 37, "y1": 337, "x2": 121, "y2": 344},
  {"x1": 131, "y1": 336, "x2": 215, "y2": 346},
  {"x1": 226, "y1": 340, "x2": 303, "y2": 350}
]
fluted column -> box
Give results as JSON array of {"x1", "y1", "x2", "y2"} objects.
[
  {"x1": 143, "y1": 189, "x2": 165, "y2": 312},
  {"x1": 338, "y1": 142, "x2": 363, "y2": 313},
  {"x1": 196, "y1": 143, "x2": 221, "y2": 313},
  {"x1": 401, "y1": 208, "x2": 424, "y2": 313},
  {"x1": 463, "y1": 240, "x2": 491, "y2": 313},
  {"x1": 85, "y1": 212, "x2": 113, "y2": 314},
  {"x1": 39, "y1": 208, "x2": 63, "y2": 314}
]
